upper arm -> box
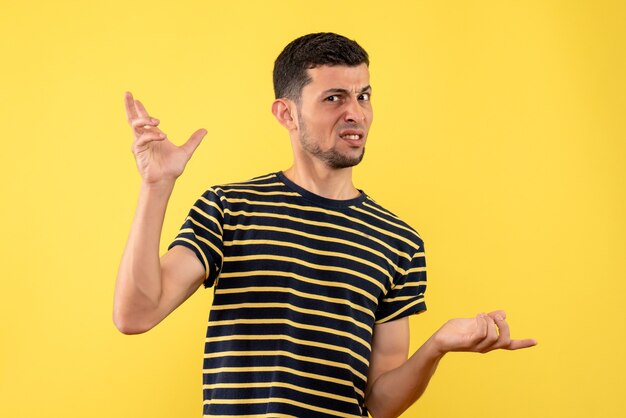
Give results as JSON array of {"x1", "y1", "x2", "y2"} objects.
[
  {"x1": 113, "y1": 245, "x2": 206, "y2": 334},
  {"x1": 366, "y1": 316, "x2": 410, "y2": 398},
  {"x1": 149, "y1": 187, "x2": 224, "y2": 328},
  {"x1": 151, "y1": 245, "x2": 206, "y2": 325}
]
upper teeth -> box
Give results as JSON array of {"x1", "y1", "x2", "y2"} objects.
[{"x1": 343, "y1": 134, "x2": 360, "y2": 140}]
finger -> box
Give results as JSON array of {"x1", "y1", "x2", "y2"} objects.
[
  {"x1": 507, "y1": 338, "x2": 538, "y2": 350},
  {"x1": 476, "y1": 314, "x2": 499, "y2": 352},
  {"x1": 487, "y1": 310, "x2": 506, "y2": 321},
  {"x1": 125, "y1": 91, "x2": 138, "y2": 123},
  {"x1": 476, "y1": 314, "x2": 488, "y2": 338},
  {"x1": 134, "y1": 131, "x2": 166, "y2": 149},
  {"x1": 133, "y1": 125, "x2": 165, "y2": 142},
  {"x1": 134, "y1": 99, "x2": 150, "y2": 118},
  {"x1": 180, "y1": 128, "x2": 207, "y2": 156},
  {"x1": 131, "y1": 117, "x2": 161, "y2": 132},
  {"x1": 466, "y1": 314, "x2": 488, "y2": 349},
  {"x1": 493, "y1": 315, "x2": 511, "y2": 348}
]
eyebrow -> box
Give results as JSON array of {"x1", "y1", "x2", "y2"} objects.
[{"x1": 321, "y1": 85, "x2": 372, "y2": 95}]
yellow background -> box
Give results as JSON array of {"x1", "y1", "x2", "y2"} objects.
[{"x1": 1, "y1": 1, "x2": 625, "y2": 417}]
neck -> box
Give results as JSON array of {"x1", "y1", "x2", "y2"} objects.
[{"x1": 282, "y1": 161, "x2": 359, "y2": 201}]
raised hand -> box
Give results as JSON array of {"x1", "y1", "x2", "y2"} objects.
[
  {"x1": 124, "y1": 91, "x2": 207, "y2": 185},
  {"x1": 431, "y1": 310, "x2": 537, "y2": 355}
]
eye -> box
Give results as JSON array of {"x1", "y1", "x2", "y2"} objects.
[
  {"x1": 359, "y1": 93, "x2": 371, "y2": 101},
  {"x1": 325, "y1": 95, "x2": 340, "y2": 102}
]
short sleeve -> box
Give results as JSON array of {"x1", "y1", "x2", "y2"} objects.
[
  {"x1": 375, "y1": 248, "x2": 427, "y2": 324},
  {"x1": 167, "y1": 187, "x2": 225, "y2": 288}
]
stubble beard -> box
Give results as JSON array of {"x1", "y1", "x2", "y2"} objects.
[{"x1": 297, "y1": 114, "x2": 366, "y2": 169}]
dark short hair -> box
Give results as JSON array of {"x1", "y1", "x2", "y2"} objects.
[{"x1": 273, "y1": 32, "x2": 369, "y2": 101}]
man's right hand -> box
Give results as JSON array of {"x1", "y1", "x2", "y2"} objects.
[{"x1": 125, "y1": 91, "x2": 207, "y2": 185}]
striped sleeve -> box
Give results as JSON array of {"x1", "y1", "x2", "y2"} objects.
[
  {"x1": 375, "y1": 248, "x2": 427, "y2": 324},
  {"x1": 167, "y1": 188, "x2": 225, "y2": 288}
]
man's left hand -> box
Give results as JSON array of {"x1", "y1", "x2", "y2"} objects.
[{"x1": 430, "y1": 310, "x2": 537, "y2": 356}]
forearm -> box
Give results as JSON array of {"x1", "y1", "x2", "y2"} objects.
[
  {"x1": 366, "y1": 337, "x2": 444, "y2": 418},
  {"x1": 113, "y1": 181, "x2": 175, "y2": 333}
]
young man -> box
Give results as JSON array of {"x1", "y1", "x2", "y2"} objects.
[{"x1": 114, "y1": 33, "x2": 536, "y2": 418}]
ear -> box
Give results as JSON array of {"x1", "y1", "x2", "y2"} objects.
[{"x1": 271, "y1": 99, "x2": 298, "y2": 131}]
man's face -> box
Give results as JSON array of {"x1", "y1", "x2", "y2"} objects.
[{"x1": 294, "y1": 64, "x2": 373, "y2": 169}]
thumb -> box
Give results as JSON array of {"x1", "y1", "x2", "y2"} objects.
[{"x1": 181, "y1": 128, "x2": 207, "y2": 156}]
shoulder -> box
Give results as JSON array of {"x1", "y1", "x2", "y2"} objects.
[
  {"x1": 209, "y1": 172, "x2": 288, "y2": 196},
  {"x1": 199, "y1": 172, "x2": 301, "y2": 210},
  {"x1": 351, "y1": 195, "x2": 424, "y2": 250},
  {"x1": 196, "y1": 172, "x2": 283, "y2": 197}
]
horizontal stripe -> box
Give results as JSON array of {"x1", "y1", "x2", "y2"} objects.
[
  {"x1": 217, "y1": 181, "x2": 285, "y2": 189},
  {"x1": 223, "y1": 223, "x2": 404, "y2": 275},
  {"x1": 375, "y1": 297, "x2": 425, "y2": 324},
  {"x1": 382, "y1": 295, "x2": 421, "y2": 303},
  {"x1": 350, "y1": 205, "x2": 422, "y2": 241},
  {"x1": 210, "y1": 302, "x2": 372, "y2": 336},
  {"x1": 180, "y1": 228, "x2": 222, "y2": 260},
  {"x1": 208, "y1": 317, "x2": 370, "y2": 351},
  {"x1": 202, "y1": 381, "x2": 356, "y2": 405},
  {"x1": 204, "y1": 397, "x2": 362, "y2": 418},
  {"x1": 363, "y1": 199, "x2": 400, "y2": 220},
  {"x1": 225, "y1": 239, "x2": 392, "y2": 289},
  {"x1": 203, "y1": 350, "x2": 367, "y2": 383},
  {"x1": 203, "y1": 365, "x2": 360, "y2": 397},
  {"x1": 200, "y1": 190, "x2": 226, "y2": 216},
  {"x1": 220, "y1": 188, "x2": 300, "y2": 197},
  {"x1": 215, "y1": 285, "x2": 375, "y2": 319},
  {"x1": 223, "y1": 209, "x2": 412, "y2": 261},
  {"x1": 218, "y1": 269, "x2": 378, "y2": 305},
  {"x1": 224, "y1": 254, "x2": 386, "y2": 294},
  {"x1": 406, "y1": 265, "x2": 427, "y2": 274},
  {"x1": 392, "y1": 280, "x2": 427, "y2": 291},
  {"x1": 205, "y1": 334, "x2": 369, "y2": 367},
  {"x1": 186, "y1": 215, "x2": 222, "y2": 241},
  {"x1": 224, "y1": 198, "x2": 421, "y2": 253},
  {"x1": 219, "y1": 173, "x2": 278, "y2": 185},
  {"x1": 191, "y1": 204, "x2": 223, "y2": 235}
]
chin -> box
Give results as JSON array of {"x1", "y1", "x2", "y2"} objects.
[{"x1": 327, "y1": 147, "x2": 366, "y2": 169}]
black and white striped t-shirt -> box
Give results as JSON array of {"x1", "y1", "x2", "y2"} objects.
[{"x1": 169, "y1": 171, "x2": 427, "y2": 417}]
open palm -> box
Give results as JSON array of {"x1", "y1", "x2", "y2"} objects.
[
  {"x1": 433, "y1": 311, "x2": 537, "y2": 354},
  {"x1": 125, "y1": 91, "x2": 206, "y2": 185}
]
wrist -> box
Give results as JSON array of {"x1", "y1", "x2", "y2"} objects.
[
  {"x1": 140, "y1": 179, "x2": 176, "y2": 194},
  {"x1": 424, "y1": 332, "x2": 449, "y2": 360}
]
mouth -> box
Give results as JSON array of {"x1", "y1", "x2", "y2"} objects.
[{"x1": 339, "y1": 130, "x2": 365, "y2": 145}]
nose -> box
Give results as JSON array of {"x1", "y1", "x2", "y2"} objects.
[{"x1": 344, "y1": 97, "x2": 366, "y2": 124}]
